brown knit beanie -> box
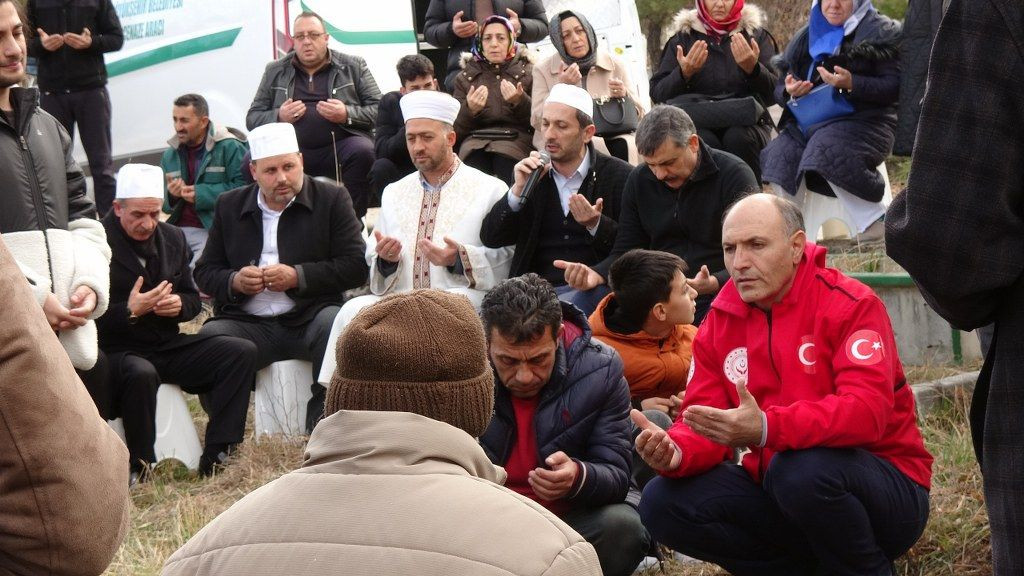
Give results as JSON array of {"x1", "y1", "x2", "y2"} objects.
[{"x1": 325, "y1": 289, "x2": 495, "y2": 437}]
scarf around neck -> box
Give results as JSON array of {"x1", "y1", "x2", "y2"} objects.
[
  {"x1": 697, "y1": 0, "x2": 746, "y2": 42},
  {"x1": 471, "y1": 15, "x2": 518, "y2": 63},
  {"x1": 808, "y1": 0, "x2": 875, "y2": 64},
  {"x1": 549, "y1": 10, "x2": 598, "y2": 75}
]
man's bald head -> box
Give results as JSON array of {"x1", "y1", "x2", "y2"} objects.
[{"x1": 722, "y1": 193, "x2": 807, "y2": 310}]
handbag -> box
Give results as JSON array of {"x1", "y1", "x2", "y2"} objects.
[
  {"x1": 665, "y1": 94, "x2": 766, "y2": 129},
  {"x1": 592, "y1": 95, "x2": 640, "y2": 137},
  {"x1": 786, "y1": 83, "x2": 855, "y2": 134},
  {"x1": 470, "y1": 128, "x2": 518, "y2": 141}
]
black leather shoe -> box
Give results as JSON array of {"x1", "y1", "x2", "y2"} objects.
[{"x1": 198, "y1": 444, "x2": 235, "y2": 477}]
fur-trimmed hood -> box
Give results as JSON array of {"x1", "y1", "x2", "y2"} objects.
[
  {"x1": 664, "y1": 3, "x2": 767, "y2": 45},
  {"x1": 458, "y1": 46, "x2": 538, "y2": 70}
]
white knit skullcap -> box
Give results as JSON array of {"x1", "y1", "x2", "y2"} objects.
[
  {"x1": 400, "y1": 90, "x2": 460, "y2": 125},
  {"x1": 546, "y1": 83, "x2": 594, "y2": 118},
  {"x1": 116, "y1": 164, "x2": 164, "y2": 200},
  {"x1": 249, "y1": 122, "x2": 300, "y2": 160}
]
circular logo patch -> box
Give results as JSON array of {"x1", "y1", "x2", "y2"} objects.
[
  {"x1": 723, "y1": 347, "x2": 748, "y2": 385},
  {"x1": 844, "y1": 329, "x2": 885, "y2": 366},
  {"x1": 687, "y1": 358, "x2": 696, "y2": 385}
]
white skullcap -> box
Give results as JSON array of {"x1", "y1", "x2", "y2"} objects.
[
  {"x1": 116, "y1": 164, "x2": 164, "y2": 200},
  {"x1": 249, "y1": 122, "x2": 300, "y2": 160},
  {"x1": 546, "y1": 83, "x2": 594, "y2": 118},
  {"x1": 400, "y1": 90, "x2": 460, "y2": 125}
]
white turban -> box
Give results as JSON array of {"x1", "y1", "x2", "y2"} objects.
[
  {"x1": 116, "y1": 164, "x2": 164, "y2": 200},
  {"x1": 400, "y1": 90, "x2": 461, "y2": 125},
  {"x1": 546, "y1": 83, "x2": 594, "y2": 118},
  {"x1": 249, "y1": 122, "x2": 300, "y2": 160}
]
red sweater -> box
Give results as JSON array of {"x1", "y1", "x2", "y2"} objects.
[{"x1": 665, "y1": 242, "x2": 933, "y2": 490}]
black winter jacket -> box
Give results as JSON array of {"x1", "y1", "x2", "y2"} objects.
[
  {"x1": 27, "y1": 0, "x2": 124, "y2": 91},
  {"x1": 97, "y1": 215, "x2": 201, "y2": 353},
  {"x1": 194, "y1": 177, "x2": 368, "y2": 328},
  {"x1": 480, "y1": 302, "x2": 633, "y2": 510},
  {"x1": 424, "y1": 0, "x2": 548, "y2": 91},
  {"x1": 480, "y1": 145, "x2": 631, "y2": 277},
  {"x1": 0, "y1": 87, "x2": 93, "y2": 233},
  {"x1": 595, "y1": 141, "x2": 757, "y2": 323},
  {"x1": 374, "y1": 91, "x2": 413, "y2": 169}
]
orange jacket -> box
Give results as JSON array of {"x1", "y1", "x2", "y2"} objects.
[{"x1": 590, "y1": 294, "x2": 697, "y2": 402}]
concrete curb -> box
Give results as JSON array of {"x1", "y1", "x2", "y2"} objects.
[{"x1": 911, "y1": 371, "x2": 979, "y2": 417}]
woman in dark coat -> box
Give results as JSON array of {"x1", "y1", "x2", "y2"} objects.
[
  {"x1": 761, "y1": 0, "x2": 900, "y2": 239},
  {"x1": 650, "y1": 0, "x2": 777, "y2": 181},
  {"x1": 453, "y1": 15, "x2": 535, "y2": 186}
]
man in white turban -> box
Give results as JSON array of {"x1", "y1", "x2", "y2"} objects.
[
  {"x1": 317, "y1": 90, "x2": 512, "y2": 385},
  {"x1": 194, "y1": 123, "x2": 368, "y2": 433}
]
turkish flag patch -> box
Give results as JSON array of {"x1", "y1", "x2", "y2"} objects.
[{"x1": 844, "y1": 329, "x2": 885, "y2": 366}]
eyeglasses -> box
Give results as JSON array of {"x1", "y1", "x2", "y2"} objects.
[{"x1": 292, "y1": 32, "x2": 325, "y2": 42}]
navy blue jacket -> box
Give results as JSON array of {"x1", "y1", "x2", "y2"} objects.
[{"x1": 480, "y1": 302, "x2": 633, "y2": 510}]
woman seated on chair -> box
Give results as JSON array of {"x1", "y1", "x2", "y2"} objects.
[
  {"x1": 453, "y1": 15, "x2": 535, "y2": 186},
  {"x1": 761, "y1": 0, "x2": 900, "y2": 241},
  {"x1": 531, "y1": 10, "x2": 646, "y2": 164},
  {"x1": 650, "y1": 0, "x2": 777, "y2": 181}
]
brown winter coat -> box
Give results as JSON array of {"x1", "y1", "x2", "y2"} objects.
[
  {"x1": 454, "y1": 50, "x2": 536, "y2": 162},
  {"x1": 162, "y1": 410, "x2": 602, "y2": 576},
  {"x1": 0, "y1": 237, "x2": 130, "y2": 575}
]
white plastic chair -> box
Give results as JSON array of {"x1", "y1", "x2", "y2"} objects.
[
  {"x1": 254, "y1": 359, "x2": 314, "y2": 438},
  {"x1": 796, "y1": 163, "x2": 892, "y2": 240},
  {"x1": 107, "y1": 383, "x2": 202, "y2": 471}
]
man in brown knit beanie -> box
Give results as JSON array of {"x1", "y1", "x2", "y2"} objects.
[{"x1": 164, "y1": 289, "x2": 602, "y2": 576}]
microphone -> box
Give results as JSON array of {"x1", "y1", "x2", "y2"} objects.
[{"x1": 518, "y1": 152, "x2": 550, "y2": 207}]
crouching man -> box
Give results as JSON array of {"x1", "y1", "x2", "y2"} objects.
[
  {"x1": 635, "y1": 194, "x2": 933, "y2": 575},
  {"x1": 479, "y1": 274, "x2": 650, "y2": 576}
]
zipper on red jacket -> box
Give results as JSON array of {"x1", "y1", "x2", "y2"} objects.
[{"x1": 759, "y1": 309, "x2": 781, "y2": 483}]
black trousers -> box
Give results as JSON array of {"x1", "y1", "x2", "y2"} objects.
[
  {"x1": 301, "y1": 134, "x2": 375, "y2": 219},
  {"x1": 698, "y1": 124, "x2": 770, "y2": 184},
  {"x1": 463, "y1": 149, "x2": 518, "y2": 186},
  {"x1": 562, "y1": 503, "x2": 650, "y2": 576},
  {"x1": 199, "y1": 306, "x2": 339, "y2": 433},
  {"x1": 106, "y1": 335, "x2": 257, "y2": 471},
  {"x1": 640, "y1": 448, "x2": 930, "y2": 576},
  {"x1": 41, "y1": 87, "x2": 116, "y2": 216},
  {"x1": 368, "y1": 157, "x2": 415, "y2": 205}
]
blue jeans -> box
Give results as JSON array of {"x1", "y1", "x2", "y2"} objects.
[{"x1": 640, "y1": 448, "x2": 930, "y2": 576}]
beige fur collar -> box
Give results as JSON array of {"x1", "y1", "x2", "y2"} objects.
[{"x1": 663, "y1": 4, "x2": 766, "y2": 45}]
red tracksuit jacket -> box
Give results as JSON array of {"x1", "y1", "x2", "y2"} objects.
[{"x1": 665, "y1": 242, "x2": 933, "y2": 490}]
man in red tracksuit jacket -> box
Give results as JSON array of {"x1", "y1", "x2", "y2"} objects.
[{"x1": 634, "y1": 193, "x2": 933, "y2": 576}]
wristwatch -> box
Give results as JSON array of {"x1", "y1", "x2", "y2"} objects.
[{"x1": 127, "y1": 305, "x2": 139, "y2": 325}]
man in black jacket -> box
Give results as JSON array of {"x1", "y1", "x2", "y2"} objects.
[
  {"x1": 368, "y1": 54, "x2": 438, "y2": 205},
  {"x1": 246, "y1": 11, "x2": 381, "y2": 219},
  {"x1": 478, "y1": 274, "x2": 649, "y2": 576},
  {"x1": 556, "y1": 105, "x2": 759, "y2": 324},
  {"x1": 27, "y1": 0, "x2": 123, "y2": 216},
  {"x1": 480, "y1": 84, "x2": 631, "y2": 316},
  {"x1": 194, "y1": 123, "x2": 368, "y2": 434},
  {"x1": 424, "y1": 0, "x2": 548, "y2": 92},
  {"x1": 98, "y1": 164, "x2": 255, "y2": 481}
]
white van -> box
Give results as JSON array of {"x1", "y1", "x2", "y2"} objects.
[
  {"x1": 87, "y1": 0, "x2": 645, "y2": 165},
  {"x1": 97, "y1": 0, "x2": 418, "y2": 164}
]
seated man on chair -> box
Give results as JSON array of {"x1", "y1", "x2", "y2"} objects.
[
  {"x1": 479, "y1": 273, "x2": 650, "y2": 576},
  {"x1": 634, "y1": 193, "x2": 932, "y2": 575},
  {"x1": 195, "y1": 123, "x2": 368, "y2": 434},
  {"x1": 317, "y1": 89, "x2": 511, "y2": 385},
  {"x1": 97, "y1": 164, "x2": 256, "y2": 480}
]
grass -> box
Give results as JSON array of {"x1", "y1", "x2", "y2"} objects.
[
  {"x1": 644, "y1": 387, "x2": 990, "y2": 576},
  {"x1": 104, "y1": 363, "x2": 988, "y2": 575}
]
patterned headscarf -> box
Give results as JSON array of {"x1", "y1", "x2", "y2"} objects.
[
  {"x1": 471, "y1": 15, "x2": 518, "y2": 63},
  {"x1": 548, "y1": 10, "x2": 598, "y2": 75},
  {"x1": 696, "y1": 0, "x2": 746, "y2": 42}
]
